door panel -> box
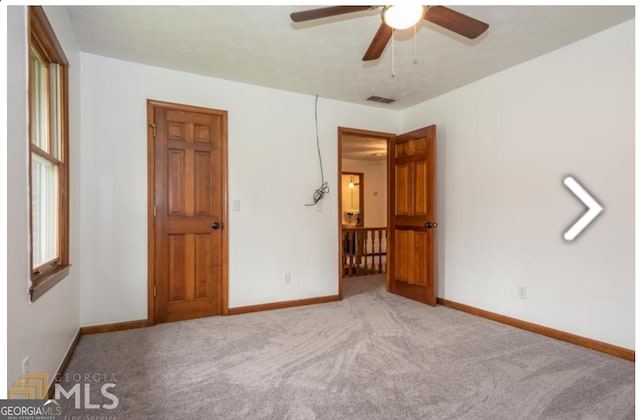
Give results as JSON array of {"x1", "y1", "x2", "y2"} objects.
[
  {"x1": 389, "y1": 125, "x2": 436, "y2": 305},
  {"x1": 194, "y1": 151, "x2": 212, "y2": 215},
  {"x1": 394, "y1": 229, "x2": 411, "y2": 283},
  {"x1": 168, "y1": 150, "x2": 186, "y2": 215},
  {"x1": 195, "y1": 234, "x2": 213, "y2": 299},
  {"x1": 412, "y1": 231, "x2": 428, "y2": 287},
  {"x1": 414, "y1": 161, "x2": 428, "y2": 216},
  {"x1": 152, "y1": 103, "x2": 227, "y2": 323},
  {"x1": 168, "y1": 234, "x2": 188, "y2": 302},
  {"x1": 395, "y1": 163, "x2": 412, "y2": 216},
  {"x1": 195, "y1": 124, "x2": 211, "y2": 143}
]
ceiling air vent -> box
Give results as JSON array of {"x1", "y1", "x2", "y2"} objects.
[{"x1": 366, "y1": 95, "x2": 395, "y2": 104}]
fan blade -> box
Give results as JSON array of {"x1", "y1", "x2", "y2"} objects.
[
  {"x1": 363, "y1": 23, "x2": 393, "y2": 61},
  {"x1": 424, "y1": 6, "x2": 489, "y2": 39},
  {"x1": 290, "y1": 6, "x2": 372, "y2": 23}
]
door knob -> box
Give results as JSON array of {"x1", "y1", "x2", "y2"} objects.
[
  {"x1": 211, "y1": 222, "x2": 223, "y2": 230},
  {"x1": 424, "y1": 222, "x2": 438, "y2": 229}
]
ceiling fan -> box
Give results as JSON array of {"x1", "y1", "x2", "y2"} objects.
[{"x1": 290, "y1": 5, "x2": 489, "y2": 61}]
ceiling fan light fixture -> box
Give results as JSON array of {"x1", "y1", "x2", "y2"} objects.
[{"x1": 381, "y1": 5, "x2": 425, "y2": 30}]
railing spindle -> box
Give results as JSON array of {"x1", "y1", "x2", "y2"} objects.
[{"x1": 342, "y1": 226, "x2": 387, "y2": 278}]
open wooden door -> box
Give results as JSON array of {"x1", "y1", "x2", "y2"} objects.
[{"x1": 388, "y1": 125, "x2": 437, "y2": 305}]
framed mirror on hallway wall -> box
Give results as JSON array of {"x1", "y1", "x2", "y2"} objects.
[{"x1": 341, "y1": 172, "x2": 364, "y2": 227}]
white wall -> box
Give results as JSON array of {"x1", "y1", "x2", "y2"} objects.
[
  {"x1": 401, "y1": 21, "x2": 634, "y2": 349},
  {"x1": 7, "y1": 6, "x2": 82, "y2": 390},
  {"x1": 342, "y1": 159, "x2": 387, "y2": 227},
  {"x1": 78, "y1": 53, "x2": 399, "y2": 325}
]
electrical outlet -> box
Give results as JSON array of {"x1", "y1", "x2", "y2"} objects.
[
  {"x1": 22, "y1": 356, "x2": 30, "y2": 375},
  {"x1": 518, "y1": 286, "x2": 527, "y2": 300},
  {"x1": 283, "y1": 273, "x2": 291, "y2": 284},
  {"x1": 232, "y1": 200, "x2": 241, "y2": 212},
  {"x1": 316, "y1": 201, "x2": 322, "y2": 212}
]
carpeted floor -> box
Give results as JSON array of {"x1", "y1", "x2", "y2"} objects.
[{"x1": 59, "y1": 275, "x2": 634, "y2": 419}]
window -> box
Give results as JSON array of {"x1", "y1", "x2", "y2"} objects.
[{"x1": 28, "y1": 6, "x2": 70, "y2": 301}]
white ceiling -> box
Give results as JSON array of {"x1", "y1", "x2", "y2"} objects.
[
  {"x1": 65, "y1": 5, "x2": 634, "y2": 110},
  {"x1": 342, "y1": 135, "x2": 387, "y2": 161}
]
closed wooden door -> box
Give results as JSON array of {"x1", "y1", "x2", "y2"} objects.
[
  {"x1": 149, "y1": 101, "x2": 227, "y2": 323},
  {"x1": 388, "y1": 125, "x2": 437, "y2": 305}
]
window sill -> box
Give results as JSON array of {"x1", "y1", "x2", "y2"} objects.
[{"x1": 30, "y1": 265, "x2": 71, "y2": 302}]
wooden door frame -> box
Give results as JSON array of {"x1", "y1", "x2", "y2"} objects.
[
  {"x1": 147, "y1": 99, "x2": 229, "y2": 325},
  {"x1": 337, "y1": 127, "x2": 394, "y2": 298}
]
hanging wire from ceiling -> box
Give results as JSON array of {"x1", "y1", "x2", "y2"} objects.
[{"x1": 305, "y1": 95, "x2": 329, "y2": 206}]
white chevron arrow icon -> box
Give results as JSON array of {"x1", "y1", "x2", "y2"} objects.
[{"x1": 563, "y1": 176, "x2": 603, "y2": 241}]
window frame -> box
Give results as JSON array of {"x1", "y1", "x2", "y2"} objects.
[{"x1": 28, "y1": 6, "x2": 70, "y2": 301}]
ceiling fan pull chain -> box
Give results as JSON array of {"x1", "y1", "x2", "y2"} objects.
[
  {"x1": 413, "y1": 24, "x2": 418, "y2": 64},
  {"x1": 391, "y1": 29, "x2": 396, "y2": 78}
]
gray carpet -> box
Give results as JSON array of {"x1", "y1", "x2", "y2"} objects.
[{"x1": 59, "y1": 275, "x2": 634, "y2": 419}]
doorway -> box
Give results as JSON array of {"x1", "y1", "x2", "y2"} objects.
[
  {"x1": 338, "y1": 127, "x2": 392, "y2": 297},
  {"x1": 147, "y1": 100, "x2": 229, "y2": 323},
  {"x1": 338, "y1": 125, "x2": 438, "y2": 306}
]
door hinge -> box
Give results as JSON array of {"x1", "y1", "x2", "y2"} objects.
[
  {"x1": 153, "y1": 285, "x2": 157, "y2": 297},
  {"x1": 149, "y1": 123, "x2": 156, "y2": 137},
  {"x1": 154, "y1": 205, "x2": 157, "y2": 217}
]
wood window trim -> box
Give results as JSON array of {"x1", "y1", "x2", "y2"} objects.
[
  {"x1": 29, "y1": 7, "x2": 68, "y2": 66},
  {"x1": 28, "y1": 6, "x2": 71, "y2": 302},
  {"x1": 31, "y1": 265, "x2": 71, "y2": 301}
]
